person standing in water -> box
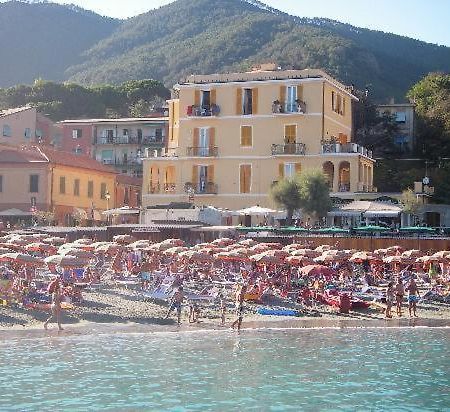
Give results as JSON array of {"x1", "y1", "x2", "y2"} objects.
[
  {"x1": 407, "y1": 277, "x2": 420, "y2": 317},
  {"x1": 165, "y1": 286, "x2": 184, "y2": 325},
  {"x1": 231, "y1": 283, "x2": 247, "y2": 331},
  {"x1": 44, "y1": 279, "x2": 64, "y2": 331}
]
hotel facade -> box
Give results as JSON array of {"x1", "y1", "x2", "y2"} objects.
[{"x1": 142, "y1": 68, "x2": 376, "y2": 210}]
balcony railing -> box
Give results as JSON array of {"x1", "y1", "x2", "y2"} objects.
[
  {"x1": 338, "y1": 183, "x2": 351, "y2": 192},
  {"x1": 190, "y1": 182, "x2": 218, "y2": 194},
  {"x1": 95, "y1": 135, "x2": 164, "y2": 145},
  {"x1": 186, "y1": 146, "x2": 218, "y2": 157},
  {"x1": 147, "y1": 183, "x2": 176, "y2": 194},
  {"x1": 101, "y1": 158, "x2": 142, "y2": 167},
  {"x1": 271, "y1": 143, "x2": 306, "y2": 156},
  {"x1": 321, "y1": 142, "x2": 373, "y2": 158},
  {"x1": 187, "y1": 104, "x2": 220, "y2": 117},
  {"x1": 272, "y1": 100, "x2": 306, "y2": 114},
  {"x1": 163, "y1": 183, "x2": 176, "y2": 193},
  {"x1": 357, "y1": 182, "x2": 378, "y2": 193}
]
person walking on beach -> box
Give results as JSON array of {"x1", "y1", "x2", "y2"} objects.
[
  {"x1": 231, "y1": 283, "x2": 247, "y2": 331},
  {"x1": 395, "y1": 277, "x2": 405, "y2": 316},
  {"x1": 407, "y1": 277, "x2": 420, "y2": 317},
  {"x1": 44, "y1": 279, "x2": 64, "y2": 331},
  {"x1": 165, "y1": 286, "x2": 184, "y2": 325},
  {"x1": 385, "y1": 282, "x2": 395, "y2": 318}
]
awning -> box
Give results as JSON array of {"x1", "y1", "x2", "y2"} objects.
[
  {"x1": 363, "y1": 211, "x2": 400, "y2": 218},
  {"x1": 0, "y1": 208, "x2": 32, "y2": 217},
  {"x1": 190, "y1": 226, "x2": 236, "y2": 232},
  {"x1": 328, "y1": 210, "x2": 362, "y2": 217}
]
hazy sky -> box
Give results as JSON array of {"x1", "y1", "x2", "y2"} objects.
[{"x1": 5, "y1": 0, "x2": 450, "y2": 46}]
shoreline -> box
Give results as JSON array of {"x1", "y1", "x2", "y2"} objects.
[{"x1": 1, "y1": 316, "x2": 449, "y2": 339}]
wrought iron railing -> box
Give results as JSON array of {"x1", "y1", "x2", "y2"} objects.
[
  {"x1": 187, "y1": 104, "x2": 220, "y2": 117},
  {"x1": 186, "y1": 146, "x2": 218, "y2": 157},
  {"x1": 271, "y1": 143, "x2": 306, "y2": 155}
]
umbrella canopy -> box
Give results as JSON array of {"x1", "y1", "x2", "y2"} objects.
[
  {"x1": 42, "y1": 236, "x2": 66, "y2": 245},
  {"x1": 113, "y1": 234, "x2": 136, "y2": 244},
  {"x1": 312, "y1": 227, "x2": 350, "y2": 234},
  {"x1": 163, "y1": 246, "x2": 189, "y2": 256},
  {"x1": 432, "y1": 251, "x2": 450, "y2": 259},
  {"x1": 73, "y1": 238, "x2": 94, "y2": 245},
  {"x1": 95, "y1": 243, "x2": 122, "y2": 254},
  {"x1": 277, "y1": 226, "x2": 309, "y2": 233},
  {"x1": 250, "y1": 253, "x2": 283, "y2": 264},
  {"x1": 0, "y1": 252, "x2": 44, "y2": 266},
  {"x1": 60, "y1": 249, "x2": 95, "y2": 259},
  {"x1": 383, "y1": 255, "x2": 404, "y2": 264},
  {"x1": 285, "y1": 255, "x2": 313, "y2": 266},
  {"x1": 24, "y1": 242, "x2": 55, "y2": 253},
  {"x1": 236, "y1": 205, "x2": 278, "y2": 215},
  {"x1": 128, "y1": 240, "x2": 151, "y2": 250},
  {"x1": 401, "y1": 250, "x2": 423, "y2": 259},
  {"x1": 211, "y1": 237, "x2": 235, "y2": 247},
  {"x1": 238, "y1": 239, "x2": 258, "y2": 247},
  {"x1": 45, "y1": 255, "x2": 88, "y2": 267},
  {"x1": 349, "y1": 251, "x2": 380, "y2": 263},
  {"x1": 416, "y1": 255, "x2": 440, "y2": 263},
  {"x1": 299, "y1": 264, "x2": 336, "y2": 277},
  {"x1": 161, "y1": 238, "x2": 185, "y2": 246},
  {"x1": 399, "y1": 226, "x2": 436, "y2": 233},
  {"x1": 315, "y1": 245, "x2": 333, "y2": 253},
  {"x1": 353, "y1": 225, "x2": 389, "y2": 232},
  {"x1": 291, "y1": 249, "x2": 320, "y2": 258},
  {"x1": 214, "y1": 251, "x2": 249, "y2": 262},
  {"x1": 102, "y1": 206, "x2": 140, "y2": 216}
]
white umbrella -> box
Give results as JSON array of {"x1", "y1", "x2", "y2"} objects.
[
  {"x1": 102, "y1": 206, "x2": 140, "y2": 216},
  {"x1": 236, "y1": 205, "x2": 278, "y2": 215}
]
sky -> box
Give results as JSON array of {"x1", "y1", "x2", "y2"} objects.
[{"x1": 6, "y1": 0, "x2": 450, "y2": 46}]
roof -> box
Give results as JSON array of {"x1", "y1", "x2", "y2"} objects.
[
  {"x1": 178, "y1": 69, "x2": 357, "y2": 100},
  {"x1": 0, "y1": 106, "x2": 34, "y2": 118},
  {"x1": 58, "y1": 117, "x2": 168, "y2": 125},
  {"x1": 38, "y1": 147, "x2": 117, "y2": 174},
  {"x1": 0, "y1": 146, "x2": 48, "y2": 164},
  {"x1": 116, "y1": 174, "x2": 142, "y2": 186},
  {"x1": 341, "y1": 201, "x2": 402, "y2": 213}
]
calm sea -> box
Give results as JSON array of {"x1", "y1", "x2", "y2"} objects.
[{"x1": 0, "y1": 327, "x2": 449, "y2": 411}]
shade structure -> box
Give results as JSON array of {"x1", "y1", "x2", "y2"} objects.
[
  {"x1": 0, "y1": 252, "x2": 44, "y2": 266},
  {"x1": 102, "y1": 206, "x2": 140, "y2": 216},
  {"x1": 113, "y1": 234, "x2": 136, "y2": 244},
  {"x1": 299, "y1": 264, "x2": 336, "y2": 277},
  {"x1": 277, "y1": 227, "x2": 309, "y2": 233},
  {"x1": 399, "y1": 226, "x2": 436, "y2": 233},
  {"x1": 45, "y1": 255, "x2": 88, "y2": 267},
  {"x1": 236, "y1": 205, "x2": 278, "y2": 215},
  {"x1": 312, "y1": 227, "x2": 350, "y2": 234},
  {"x1": 353, "y1": 225, "x2": 389, "y2": 232},
  {"x1": 236, "y1": 226, "x2": 276, "y2": 232},
  {"x1": 349, "y1": 251, "x2": 380, "y2": 262}
]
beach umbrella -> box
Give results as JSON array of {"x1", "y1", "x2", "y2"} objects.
[
  {"x1": 401, "y1": 250, "x2": 423, "y2": 259},
  {"x1": 214, "y1": 251, "x2": 249, "y2": 262},
  {"x1": 128, "y1": 240, "x2": 151, "y2": 250},
  {"x1": 24, "y1": 242, "x2": 56, "y2": 253},
  {"x1": 349, "y1": 251, "x2": 379, "y2": 263},
  {"x1": 285, "y1": 255, "x2": 313, "y2": 266},
  {"x1": 42, "y1": 236, "x2": 66, "y2": 245},
  {"x1": 0, "y1": 252, "x2": 44, "y2": 266},
  {"x1": 386, "y1": 245, "x2": 404, "y2": 255},
  {"x1": 236, "y1": 205, "x2": 278, "y2": 215},
  {"x1": 299, "y1": 264, "x2": 336, "y2": 277},
  {"x1": 189, "y1": 251, "x2": 214, "y2": 262},
  {"x1": 291, "y1": 249, "x2": 320, "y2": 258},
  {"x1": 383, "y1": 255, "x2": 404, "y2": 264},
  {"x1": 60, "y1": 248, "x2": 95, "y2": 259},
  {"x1": 312, "y1": 227, "x2": 350, "y2": 234},
  {"x1": 416, "y1": 256, "x2": 440, "y2": 263},
  {"x1": 73, "y1": 238, "x2": 94, "y2": 245},
  {"x1": 250, "y1": 253, "x2": 282, "y2": 264},
  {"x1": 160, "y1": 238, "x2": 185, "y2": 246},
  {"x1": 314, "y1": 245, "x2": 333, "y2": 253},
  {"x1": 238, "y1": 239, "x2": 258, "y2": 247},
  {"x1": 432, "y1": 251, "x2": 450, "y2": 259},
  {"x1": 399, "y1": 226, "x2": 436, "y2": 233},
  {"x1": 113, "y1": 234, "x2": 136, "y2": 244},
  {"x1": 45, "y1": 255, "x2": 88, "y2": 268},
  {"x1": 95, "y1": 243, "x2": 122, "y2": 254},
  {"x1": 163, "y1": 246, "x2": 189, "y2": 256},
  {"x1": 211, "y1": 237, "x2": 235, "y2": 247}
]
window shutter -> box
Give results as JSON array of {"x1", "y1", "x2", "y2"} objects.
[
  {"x1": 239, "y1": 165, "x2": 245, "y2": 193},
  {"x1": 208, "y1": 165, "x2": 214, "y2": 182},
  {"x1": 193, "y1": 128, "x2": 199, "y2": 148},
  {"x1": 279, "y1": 163, "x2": 284, "y2": 178},
  {"x1": 295, "y1": 162, "x2": 302, "y2": 174},
  {"x1": 210, "y1": 89, "x2": 216, "y2": 105},
  {"x1": 280, "y1": 86, "x2": 286, "y2": 104},
  {"x1": 209, "y1": 127, "x2": 215, "y2": 148},
  {"x1": 194, "y1": 90, "x2": 200, "y2": 106},
  {"x1": 252, "y1": 88, "x2": 258, "y2": 114},
  {"x1": 297, "y1": 85, "x2": 303, "y2": 101},
  {"x1": 192, "y1": 165, "x2": 198, "y2": 185},
  {"x1": 236, "y1": 88, "x2": 242, "y2": 115}
]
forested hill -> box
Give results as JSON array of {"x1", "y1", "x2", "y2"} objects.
[
  {"x1": 0, "y1": 1, "x2": 119, "y2": 87},
  {"x1": 1, "y1": 0, "x2": 449, "y2": 101}
]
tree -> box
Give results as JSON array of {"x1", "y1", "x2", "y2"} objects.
[
  {"x1": 270, "y1": 178, "x2": 302, "y2": 225},
  {"x1": 407, "y1": 72, "x2": 450, "y2": 159},
  {"x1": 401, "y1": 188, "x2": 421, "y2": 225},
  {"x1": 297, "y1": 169, "x2": 332, "y2": 219}
]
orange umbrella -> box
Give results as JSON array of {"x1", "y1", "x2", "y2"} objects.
[
  {"x1": 401, "y1": 250, "x2": 423, "y2": 259},
  {"x1": 349, "y1": 251, "x2": 380, "y2": 263},
  {"x1": 285, "y1": 255, "x2": 313, "y2": 266},
  {"x1": 0, "y1": 252, "x2": 44, "y2": 266}
]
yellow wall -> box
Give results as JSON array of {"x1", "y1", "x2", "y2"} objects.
[{"x1": 51, "y1": 165, "x2": 116, "y2": 211}]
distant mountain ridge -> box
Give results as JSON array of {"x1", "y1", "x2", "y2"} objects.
[{"x1": 1, "y1": 0, "x2": 449, "y2": 101}]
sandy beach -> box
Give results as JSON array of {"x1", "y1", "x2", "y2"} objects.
[{"x1": 2, "y1": 281, "x2": 449, "y2": 335}]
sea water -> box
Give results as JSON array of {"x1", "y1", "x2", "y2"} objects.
[{"x1": 0, "y1": 327, "x2": 449, "y2": 411}]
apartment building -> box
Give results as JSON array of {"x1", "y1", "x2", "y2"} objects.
[
  {"x1": 142, "y1": 68, "x2": 376, "y2": 210},
  {"x1": 0, "y1": 106, "x2": 62, "y2": 147},
  {"x1": 59, "y1": 117, "x2": 168, "y2": 177}
]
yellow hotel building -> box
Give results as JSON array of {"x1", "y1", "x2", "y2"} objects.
[{"x1": 142, "y1": 68, "x2": 375, "y2": 210}]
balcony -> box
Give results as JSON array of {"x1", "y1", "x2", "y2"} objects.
[
  {"x1": 186, "y1": 146, "x2": 218, "y2": 157},
  {"x1": 272, "y1": 100, "x2": 306, "y2": 114},
  {"x1": 163, "y1": 183, "x2": 176, "y2": 193},
  {"x1": 187, "y1": 104, "x2": 220, "y2": 117},
  {"x1": 321, "y1": 142, "x2": 373, "y2": 158},
  {"x1": 95, "y1": 135, "x2": 164, "y2": 145},
  {"x1": 271, "y1": 143, "x2": 306, "y2": 156},
  {"x1": 188, "y1": 182, "x2": 218, "y2": 195},
  {"x1": 101, "y1": 158, "x2": 142, "y2": 167},
  {"x1": 357, "y1": 182, "x2": 378, "y2": 193}
]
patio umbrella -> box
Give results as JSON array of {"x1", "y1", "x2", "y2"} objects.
[
  {"x1": 236, "y1": 205, "x2": 278, "y2": 215},
  {"x1": 95, "y1": 243, "x2": 122, "y2": 254},
  {"x1": 291, "y1": 249, "x2": 320, "y2": 258},
  {"x1": 60, "y1": 249, "x2": 95, "y2": 259},
  {"x1": 401, "y1": 250, "x2": 423, "y2": 259},
  {"x1": 399, "y1": 226, "x2": 436, "y2": 233},
  {"x1": 353, "y1": 225, "x2": 389, "y2": 232},
  {"x1": 161, "y1": 238, "x2": 185, "y2": 246},
  {"x1": 349, "y1": 251, "x2": 380, "y2": 263},
  {"x1": 238, "y1": 239, "x2": 258, "y2": 247},
  {"x1": 416, "y1": 256, "x2": 440, "y2": 263},
  {"x1": 285, "y1": 255, "x2": 313, "y2": 266},
  {"x1": 312, "y1": 227, "x2": 350, "y2": 234},
  {"x1": 42, "y1": 236, "x2": 66, "y2": 245},
  {"x1": 250, "y1": 253, "x2": 283, "y2": 264},
  {"x1": 73, "y1": 238, "x2": 94, "y2": 245},
  {"x1": 299, "y1": 264, "x2": 336, "y2": 277},
  {"x1": 24, "y1": 242, "x2": 55, "y2": 253},
  {"x1": 386, "y1": 246, "x2": 404, "y2": 254},
  {"x1": 163, "y1": 246, "x2": 189, "y2": 256},
  {"x1": 211, "y1": 237, "x2": 235, "y2": 247},
  {"x1": 214, "y1": 251, "x2": 249, "y2": 262},
  {"x1": 44, "y1": 255, "x2": 88, "y2": 268},
  {"x1": 277, "y1": 226, "x2": 309, "y2": 233},
  {"x1": 0, "y1": 252, "x2": 44, "y2": 266},
  {"x1": 128, "y1": 240, "x2": 151, "y2": 250},
  {"x1": 383, "y1": 255, "x2": 404, "y2": 264},
  {"x1": 432, "y1": 251, "x2": 450, "y2": 259},
  {"x1": 315, "y1": 245, "x2": 333, "y2": 253}
]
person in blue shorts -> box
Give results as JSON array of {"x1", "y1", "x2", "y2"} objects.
[{"x1": 407, "y1": 277, "x2": 420, "y2": 317}]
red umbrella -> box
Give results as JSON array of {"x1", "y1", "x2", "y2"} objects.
[
  {"x1": 299, "y1": 264, "x2": 336, "y2": 277},
  {"x1": 0, "y1": 252, "x2": 44, "y2": 266}
]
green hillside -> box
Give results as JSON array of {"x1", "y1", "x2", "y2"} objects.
[{"x1": 0, "y1": 1, "x2": 119, "y2": 87}]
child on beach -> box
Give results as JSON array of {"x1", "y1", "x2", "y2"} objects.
[
  {"x1": 189, "y1": 301, "x2": 201, "y2": 323},
  {"x1": 165, "y1": 286, "x2": 184, "y2": 325}
]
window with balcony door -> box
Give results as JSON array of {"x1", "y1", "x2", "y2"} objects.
[
  {"x1": 240, "y1": 126, "x2": 252, "y2": 147},
  {"x1": 242, "y1": 89, "x2": 253, "y2": 115},
  {"x1": 239, "y1": 164, "x2": 251, "y2": 193},
  {"x1": 199, "y1": 128, "x2": 209, "y2": 156},
  {"x1": 29, "y1": 175, "x2": 39, "y2": 193},
  {"x1": 72, "y1": 129, "x2": 82, "y2": 139},
  {"x1": 286, "y1": 86, "x2": 297, "y2": 113},
  {"x1": 201, "y1": 91, "x2": 210, "y2": 108},
  {"x1": 279, "y1": 162, "x2": 301, "y2": 179}
]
